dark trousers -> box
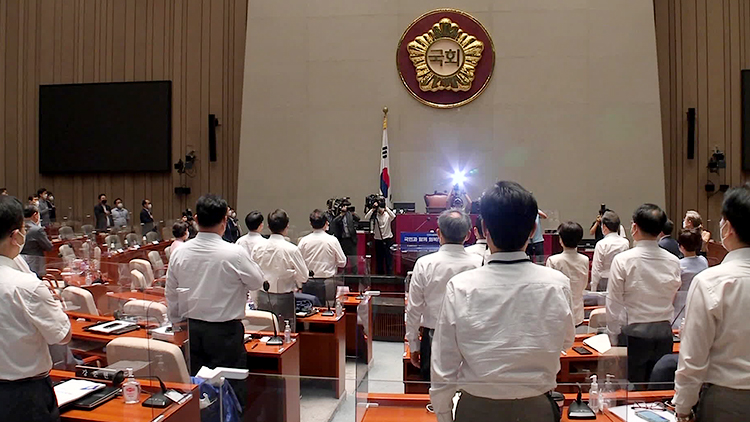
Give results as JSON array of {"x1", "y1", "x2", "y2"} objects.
[
  {"x1": 302, "y1": 278, "x2": 327, "y2": 307},
  {"x1": 374, "y1": 237, "x2": 394, "y2": 275},
  {"x1": 339, "y1": 237, "x2": 358, "y2": 275},
  {"x1": 697, "y1": 384, "x2": 750, "y2": 422},
  {"x1": 0, "y1": 376, "x2": 60, "y2": 422},
  {"x1": 619, "y1": 321, "x2": 674, "y2": 389},
  {"x1": 526, "y1": 241, "x2": 544, "y2": 263},
  {"x1": 188, "y1": 319, "x2": 247, "y2": 410},
  {"x1": 455, "y1": 391, "x2": 560, "y2": 422},
  {"x1": 419, "y1": 327, "x2": 434, "y2": 381}
]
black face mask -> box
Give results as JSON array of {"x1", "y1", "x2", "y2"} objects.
[{"x1": 101, "y1": 200, "x2": 107, "y2": 205}]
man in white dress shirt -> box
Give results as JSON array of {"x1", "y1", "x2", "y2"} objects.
[
  {"x1": 606, "y1": 203, "x2": 681, "y2": 389},
  {"x1": 546, "y1": 221, "x2": 589, "y2": 328},
  {"x1": 251, "y1": 209, "x2": 309, "y2": 329},
  {"x1": 464, "y1": 215, "x2": 489, "y2": 263},
  {"x1": 236, "y1": 210, "x2": 267, "y2": 258},
  {"x1": 407, "y1": 209, "x2": 481, "y2": 383},
  {"x1": 673, "y1": 186, "x2": 750, "y2": 422},
  {"x1": 166, "y1": 194, "x2": 264, "y2": 409},
  {"x1": 0, "y1": 196, "x2": 72, "y2": 422},
  {"x1": 298, "y1": 209, "x2": 346, "y2": 306},
  {"x1": 591, "y1": 210, "x2": 630, "y2": 292},
  {"x1": 431, "y1": 182, "x2": 575, "y2": 422}
]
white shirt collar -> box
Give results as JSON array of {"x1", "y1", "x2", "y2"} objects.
[
  {"x1": 475, "y1": 239, "x2": 487, "y2": 245},
  {"x1": 196, "y1": 232, "x2": 222, "y2": 241},
  {"x1": 562, "y1": 248, "x2": 579, "y2": 255},
  {"x1": 247, "y1": 231, "x2": 262, "y2": 237},
  {"x1": 269, "y1": 234, "x2": 285, "y2": 241},
  {"x1": 721, "y1": 247, "x2": 750, "y2": 263},
  {"x1": 440, "y1": 244, "x2": 468, "y2": 253},
  {"x1": 0, "y1": 255, "x2": 17, "y2": 268},
  {"x1": 634, "y1": 239, "x2": 659, "y2": 248},
  {"x1": 312, "y1": 229, "x2": 326, "y2": 234},
  {"x1": 486, "y1": 251, "x2": 529, "y2": 262},
  {"x1": 604, "y1": 232, "x2": 620, "y2": 238}
]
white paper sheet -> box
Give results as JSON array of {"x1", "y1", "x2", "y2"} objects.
[{"x1": 54, "y1": 379, "x2": 106, "y2": 407}]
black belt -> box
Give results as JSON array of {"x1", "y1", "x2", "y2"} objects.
[{"x1": 0, "y1": 372, "x2": 49, "y2": 384}]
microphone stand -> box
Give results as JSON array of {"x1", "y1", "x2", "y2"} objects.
[{"x1": 262, "y1": 281, "x2": 284, "y2": 346}]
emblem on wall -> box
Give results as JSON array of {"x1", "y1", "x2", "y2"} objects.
[{"x1": 397, "y1": 9, "x2": 495, "y2": 109}]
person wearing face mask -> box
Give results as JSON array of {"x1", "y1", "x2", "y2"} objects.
[
  {"x1": 20, "y1": 205, "x2": 53, "y2": 277},
  {"x1": 93, "y1": 193, "x2": 112, "y2": 231},
  {"x1": 45, "y1": 192, "x2": 56, "y2": 223},
  {"x1": 140, "y1": 199, "x2": 156, "y2": 234},
  {"x1": 166, "y1": 194, "x2": 263, "y2": 411},
  {"x1": 672, "y1": 186, "x2": 750, "y2": 422},
  {"x1": 683, "y1": 210, "x2": 712, "y2": 254},
  {"x1": 606, "y1": 203, "x2": 681, "y2": 389},
  {"x1": 36, "y1": 189, "x2": 51, "y2": 227},
  {"x1": 0, "y1": 195, "x2": 72, "y2": 422},
  {"x1": 222, "y1": 207, "x2": 241, "y2": 243},
  {"x1": 110, "y1": 198, "x2": 129, "y2": 229}
]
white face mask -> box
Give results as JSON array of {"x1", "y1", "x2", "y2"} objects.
[
  {"x1": 48, "y1": 196, "x2": 53, "y2": 201},
  {"x1": 117, "y1": 203, "x2": 124, "y2": 209},
  {"x1": 14, "y1": 229, "x2": 26, "y2": 252},
  {"x1": 682, "y1": 220, "x2": 687, "y2": 229},
  {"x1": 720, "y1": 218, "x2": 730, "y2": 249},
  {"x1": 147, "y1": 204, "x2": 152, "y2": 210}
]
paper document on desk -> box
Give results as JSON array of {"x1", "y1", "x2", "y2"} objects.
[
  {"x1": 610, "y1": 405, "x2": 676, "y2": 422},
  {"x1": 54, "y1": 379, "x2": 106, "y2": 406},
  {"x1": 87, "y1": 320, "x2": 137, "y2": 334},
  {"x1": 582, "y1": 333, "x2": 611, "y2": 354}
]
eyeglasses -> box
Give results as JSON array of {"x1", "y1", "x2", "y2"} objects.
[{"x1": 633, "y1": 402, "x2": 668, "y2": 411}]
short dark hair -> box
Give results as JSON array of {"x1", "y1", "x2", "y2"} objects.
[
  {"x1": 172, "y1": 221, "x2": 189, "y2": 238},
  {"x1": 195, "y1": 194, "x2": 228, "y2": 228},
  {"x1": 722, "y1": 185, "x2": 750, "y2": 245},
  {"x1": 438, "y1": 209, "x2": 472, "y2": 244},
  {"x1": 480, "y1": 181, "x2": 538, "y2": 251},
  {"x1": 98, "y1": 193, "x2": 106, "y2": 200},
  {"x1": 662, "y1": 219, "x2": 674, "y2": 236},
  {"x1": 678, "y1": 229, "x2": 703, "y2": 253},
  {"x1": 601, "y1": 211, "x2": 621, "y2": 233},
  {"x1": 23, "y1": 205, "x2": 39, "y2": 219},
  {"x1": 114, "y1": 198, "x2": 122, "y2": 204},
  {"x1": 558, "y1": 221, "x2": 584, "y2": 248},
  {"x1": 267, "y1": 209, "x2": 289, "y2": 234},
  {"x1": 142, "y1": 199, "x2": 150, "y2": 206},
  {"x1": 245, "y1": 211, "x2": 264, "y2": 231},
  {"x1": 633, "y1": 203, "x2": 667, "y2": 237},
  {"x1": 0, "y1": 196, "x2": 24, "y2": 241},
  {"x1": 37, "y1": 188, "x2": 47, "y2": 196},
  {"x1": 474, "y1": 215, "x2": 484, "y2": 239},
  {"x1": 309, "y1": 209, "x2": 327, "y2": 230},
  {"x1": 0, "y1": 188, "x2": 6, "y2": 193},
  {"x1": 28, "y1": 195, "x2": 35, "y2": 202}
]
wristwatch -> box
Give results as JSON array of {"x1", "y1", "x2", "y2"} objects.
[{"x1": 676, "y1": 411, "x2": 694, "y2": 422}]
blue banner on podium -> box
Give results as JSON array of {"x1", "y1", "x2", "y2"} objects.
[{"x1": 400, "y1": 231, "x2": 440, "y2": 252}]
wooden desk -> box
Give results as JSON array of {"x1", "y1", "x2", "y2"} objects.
[
  {"x1": 245, "y1": 334, "x2": 301, "y2": 422},
  {"x1": 342, "y1": 294, "x2": 373, "y2": 363},
  {"x1": 50, "y1": 369, "x2": 200, "y2": 422},
  {"x1": 296, "y1": 310, "x2": 346, "y2": 397}
]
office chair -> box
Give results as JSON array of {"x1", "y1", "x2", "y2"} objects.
[
  {"x1": 129, "y1": 259, "x2": 164, "y2": 287},
  {"x1": 61, "y1": 286, "x2": 99, "y2": 315},
  {"x1": 145, "y1": 231, "x2": 161, "y2": 243},
  {"x1": 58, "y1": 226, "x2": 75, "y2": 241},
  {"x1": 104, "y1": 234, "x2": 123, "y2": 250},
  {"x1": 587, "y1": 308, "x2": 607, "y2": 333},
  {"x1": 81, "y1": 224, "x2": 95, "y2": 238},
  {"x1": 164, "y1": 246, "x2": 172, "y2": 263},
  {"x1": 59, "y1": 244, "x2": 77, "y2": 267},
  {"x1": 130, "y1": 269, "x2": 148, "y2": 291},
  {"x1": 125, "y1": 233, "x2": 142, "y2": 247},
  {"x1": 242, "y1": 309, "x2": 280, "y2": 332},
  {"x1": 106, "y1": 337, "x2": 191, "y2": 384},
  {"x1": 147, "y1": 251, "x2": 166, "y2": 278},
  {"x1": 122, "y1": 299, "x2": 168, "y2": 326}
]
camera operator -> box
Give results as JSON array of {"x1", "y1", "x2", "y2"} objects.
[
  {"x1": 332, "y1": 200, "x2": 360, "y2": 274},
  {"x1": 364, "y1": 198, "x2": 396, "y2": 275}
]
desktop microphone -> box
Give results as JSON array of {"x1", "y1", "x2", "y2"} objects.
[
  {"x1": 413, "y1": 216, "x2": 432, "y2": 233},
  {"x1": 262, "y1": 281, "x2": 284, "y2": 346},
  {"x1": 142, "y1": 375, "x2": 170, "y2": 408}
]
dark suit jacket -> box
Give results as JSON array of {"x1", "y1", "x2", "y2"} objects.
[
  {"x1": 20, "y1": 221, "x2": 53, "y2": 276},
  {"x1": 332, "y1": 211, "x2": 360, "y2": 244},
  {"x1": 658, "y1": 236, "x2": 683, "y2": 259},
  {"x1": 140, "y1": 208, "x2": 156, "y2": 233},
  {"x1": 94, "y1": 203, "x2": 112, "y2": 230}
]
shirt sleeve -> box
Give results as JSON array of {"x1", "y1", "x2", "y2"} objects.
[
  {"x1": 39, "y1": 229, "x2": 54, "y2": 251},
  {"x1": 561, "y1": 284, "x2": 576, "y2": 351},
  {"x1": 430, "y1": 281, "x2": 462, "y2": 422},
  {"x1": 405, "y1": 263, "x2": 426, "y2": 352},
  {"x1": 165, "y1": 259, "x2": 181, "y2": 323},
  {"x1": 291, "y1": 248, "x2": 310, "y2": 288},
  {"x1": 363, "y1": 209, "x2": 374, "y2": 220},
  {"x1": 23, "y1": 282, "x2": 71, "y2": 345},
  {"x1": 385, "y1": 207, "x2": 396, "y2": 220},
  {"x1": 590, "y1": 243, "x2": 604, "y2": 291},
  {"x1": 237, "y1": 248, "x2": 264, "y2": 291},
  {"x1": 332, "y1": 238, "x2": 347, "y2": 268},
  {"x1": 673, "y1": 279, "x2": 716, "y2": 415},
  {"x1": 605, "y1": 256, "x2": 626, "y2": 338}
]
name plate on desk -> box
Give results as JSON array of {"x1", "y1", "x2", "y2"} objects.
[
  {"x1": 400, "y1": 232, "x2": 439, "y2": 252},
  {"x1": 75, "y1": 366, "x2": 120, "y2": 381}
]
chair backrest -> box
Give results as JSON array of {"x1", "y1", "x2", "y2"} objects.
[
  {"x1": 123, "y1": 299, "x2": 168, "y2": 326},
  {"x1": 125, "y1": 233, "x2": 142, "y2": 247},
  {"x1": 81, "y1": 224, "x2": 95, "y2": 237},
  {"x1": 59, "y1": 226, "x2": 75, "y2": 240},
  {"x1": 161, "y1": 227, "x2": 173, "y2": 242},
  {"x1": 164, "y1": 246, "x2": 172, "y2": 262},
  {"x1": 243, "y1": 309, "x2": 280, "y2": 332},
  {"x1": 130, "y1": 269, "x2": 147, "y2": 291},
  {"x1": 61, "y1": 286, "x2": 99, "y2": 315},
  {"x1": 59, "y1": 244, "x2": 76, "y2": 266},
  {"x1": 129, "y1": 259, "x2": 155, "y2": 285},
  {"x1": 146, "y1": 231, "x2": 161, "y2": 243},
  {"x1": 588, "y1": 308, "x2": 607, "y2": 332},
  {"x1": 106, "y1": 337, "x2": 191, "y2": 384},
  {"x1": 147, "y1": 251, "x2": 165, "y2": 278},
  {"x1": 105, "y1": 234, "x2": 123, "y2": 250}
]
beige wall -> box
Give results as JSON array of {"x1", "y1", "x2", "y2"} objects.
[
  {"x1": 0, "y1": 0, "x2": 247, "y2": 227},
  {"x1": 245, "y1": 0, "x2": 665, "y2": 238}
]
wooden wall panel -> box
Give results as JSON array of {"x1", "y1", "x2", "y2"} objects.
[
  {"x1": 0, "y1": 0, "x2": 247, "y2": 228},
  {"x1": 655, "y1": 0, "x2": 750, "y2": 237}
]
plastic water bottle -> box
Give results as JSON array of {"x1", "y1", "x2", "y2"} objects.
[
  {"x1": 602, "y1": 374, "x2": 616, "y2": 410},
  {"x1": 122, "y1": 368, "x2": 141, "y2": 404},
  {"x1": 588, "y1": 375, "x2": 601, "y2": 413},
  {"x1": 284, "y1": 320, "x2": 291, "y2": 343},
  {"x1": 335, "y1": 298, "x2": 343, "y2": 317}
]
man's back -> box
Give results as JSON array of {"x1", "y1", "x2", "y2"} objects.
[
  {"x1": 546, "y1": 250, "x2": 589, "y2": 325},
  {"x1": 464, "y1": 241, "x2": 489, "y2": 260},
  {"x1": 166, "y1": 232, "x2": 263, "y2": 322},
  {"x1": 591, "y1": 233, "x2": 630, "y2": 289},
  {"x1": 251, "y1": 234, "x2": 308, "y2": 293},
  {"x1": 297, "y1": 230, "x2": 346, "y2": 278},
  {"x1": 658, "y1": 236, "x2": 682, "y2": 258},
  {"x1": 237, "y1": 232, "x2": 267, "y2": 258},
  {"x1": 431, "y1": 252, "x2": 575, "y2": 403}
]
